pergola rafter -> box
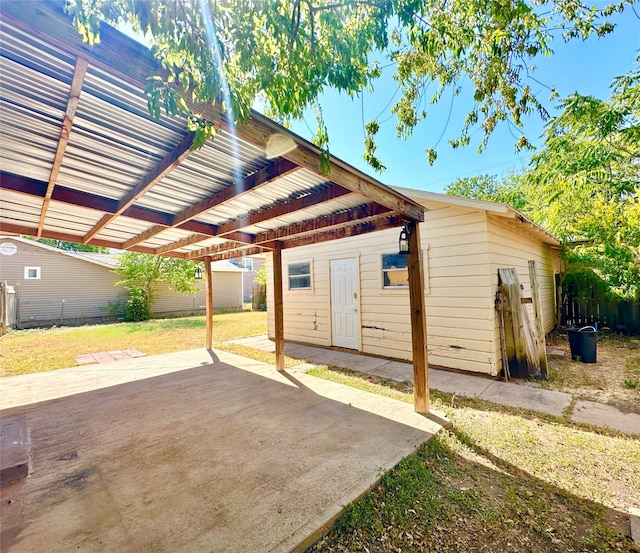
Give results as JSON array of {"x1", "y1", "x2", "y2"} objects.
[
  {"x1": 251, "y1": 203, "x2": 394, "y2": 245},
  {"x1": 122, "y1": 157, "x2": 300, "y2": 249},
  {"x1": 37, "y1": 56, "x2": 88, "y2": 237},
  {"x1": 84, "y1": 131, "x2": 196, "y2": 242}
]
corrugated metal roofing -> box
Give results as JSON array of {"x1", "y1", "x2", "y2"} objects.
[{"x1": 0, "y1": 1, "x2": 424, "y2": 261}]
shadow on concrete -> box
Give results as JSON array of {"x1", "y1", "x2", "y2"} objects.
[{"x1": 0, "y1": 351, "x2": 442, "y2": 553}]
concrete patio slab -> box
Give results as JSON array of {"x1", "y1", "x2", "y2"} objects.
[
  {"x1": 572, "y1": 400, "x2": 640, "y2": 435},
  {"x1": 0, "y1": 349, "x2": 445, "y2": 553}
]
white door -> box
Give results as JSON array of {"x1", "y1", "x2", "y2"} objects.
[{"x1": 330, "y1": 258, "x2": 360, "y2": 350}]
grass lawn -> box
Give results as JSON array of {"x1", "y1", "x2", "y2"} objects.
[
  {"x1": 306, "y1": 367, "x2": 640, "y2": 553},
  {"x1": 2, "y1": 314, "x2": 638, "y2": 551},
  {"x1": 0, "y1": 311, "x2": 269, "y2": 377}
]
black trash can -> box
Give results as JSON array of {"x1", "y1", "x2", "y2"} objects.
[{"x1": 567, "y1": 326, "x2": 597, "y2": 363}]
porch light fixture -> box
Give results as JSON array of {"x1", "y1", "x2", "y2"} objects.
[
  {"x1": 194, "y1": 266, "x2": 203, "y2": 280},
  {"x1": 398, "y1": 224, "x2": 411, "y2": 255}
]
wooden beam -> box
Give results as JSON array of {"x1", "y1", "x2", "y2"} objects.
[
  {"x1": 154, "y1": 234, "x2": 211, "y2": 255},
  {"x1": 252, "y1": 203, "x2": 392, "y2": 244},
  {"x1": 204, "y1": 246, "x2": 269, "y2": 262},
  {"x1": 186, "y1": 240, "x2": 251, "y2": 260},
  {"x1": 272, "y1": 243, "x2": 285, "y2": 372},
  {"x1": 123, "y1": 225, "x2": 247, "y2": 252},
  {"x1": 122, "y1": 224, "x2": 165, "y2": 250},
  {"x1": 37, "y1": 56, "x2": 88, "y2": 237},
  {"x1": 0, "y1": 222, "x2": 186, "y2": 257},
  {"x1": 1, "y1": 172, "x2": 218, "y2": 235},
  {"x1": 215, "y1": 184, "x2": 353, "y2": 236},
  {"x1": 221, "y1": 231, "x2": 255, "y2": 245},
  {"x1": 123, "y1": 157, "x2": 299, "y2": 248},
  {"x1": 83, "y1": 131, "x2": 196, "y2": 242},
  {"x1": 204, "y1": 256, "x2": 213, "y2": 350},
  {"x1": 528, "y1": 260, "x2": 549, "y2": 379},
  {"x1": 406, "y1": 221, "x2": 429, "y2": 414},
  {"x1": 281, "y1": 215, "x2": 404, "y2": 249}
]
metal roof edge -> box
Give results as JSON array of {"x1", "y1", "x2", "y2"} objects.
[
  {"x1": 391, "y1": 186, "x2": 509, "y2": 214},
  {"x1": 0, "y1": 236, "x2": 118, "y2": 268},
  {"x1": 248, "y1": 112, "x2": 427, "y2": 217}
]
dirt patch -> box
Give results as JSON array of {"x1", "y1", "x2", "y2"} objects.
[{"x1": 541, "y1": 332, "x2": 640, "y2": 412}]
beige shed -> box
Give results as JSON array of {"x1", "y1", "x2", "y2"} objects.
[{"x1": 267, "y1": 187, "x2": 561, "y2": 377}]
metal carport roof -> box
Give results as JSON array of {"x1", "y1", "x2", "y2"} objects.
[
  {"x1": 0, "y1": 0, "x2": 431, "y2": 414},
  {"x1": 0, "y1": 0, "x2": 424, "y2": 261}
]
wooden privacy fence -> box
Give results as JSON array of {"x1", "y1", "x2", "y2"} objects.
[
  {"x1": 562, "y1": 296, "x2": 640, "y2": 335},
  {"x1": 496, "y1": 263, "x2": 548, "y2": 380},
  {"x1": 0, "y1": 281, "x2": 18, "y2": 336}
]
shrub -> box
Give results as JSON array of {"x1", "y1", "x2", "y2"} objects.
[{"x1": 124, "y1": 288, "x2": 152, "y2": 321}]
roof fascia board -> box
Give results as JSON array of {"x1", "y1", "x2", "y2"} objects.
[
  {"x1": 392, "y1": 185, "x2": 561, "y2": 246},
  {"x1": 392, "y1": 186, "x2": 510, "y2": 215}
]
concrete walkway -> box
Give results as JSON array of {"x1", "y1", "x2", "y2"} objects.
[
  {"x1": 232, "y1": 336, "x2": 640, "y2": 437},
  {"x1": 0, "y1": 348, "x2": 445, "y2": 553}
]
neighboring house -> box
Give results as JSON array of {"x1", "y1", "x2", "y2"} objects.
[
  {"x1": 230, "y1": 255, "x2": 267, "y2": 302},
  {"x1": 266, "y1": 189, "x2": 561, "y2": 377},
  {"x1": 0, "y1": 236, "x2": 245, "y2": 328}
]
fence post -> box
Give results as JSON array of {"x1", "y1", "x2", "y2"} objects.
[{"x1": 528, "y1": 261, "x2": 548, "y2": 379}]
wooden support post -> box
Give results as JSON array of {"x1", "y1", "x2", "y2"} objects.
[
  {"x1": 495, "y1": 291, "x2": 510, "y2": 381},
  {"x1": 406, "y1": 221, "x2": 429, "y2": 414},
  {"x1": 1, "y1": 281, "x2": 7, "y2": 337},
  {"x1": 528, "y1": 260, "x2": 549, "y2": 379},
  {"x1": 273, "y1": 242, "x2": 285, "y2": 372},
  {"x1": 204, "y1": 256, "x2": 213, "y2": 350}
]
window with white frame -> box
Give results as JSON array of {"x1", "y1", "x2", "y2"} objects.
[
  {"x1": 381, "y1": 254, "x2": 409, "y2": 288},
  {"x1": 288, "y1": 262, "x2": 311, "y2": 290},
  {"x1": 24, "y1": 266, "x2": 41, "y2": 280},
  {"x1": 241, "y1": 258, "x2": 254, "y2": 271}
]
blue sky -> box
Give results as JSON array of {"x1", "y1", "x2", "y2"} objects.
[
  {"x1": 121, "y1": 8, "x2": 639, "y2": 192},
  {"x1": 288, "y1": 10, "x2": 640, "y2": 193}
]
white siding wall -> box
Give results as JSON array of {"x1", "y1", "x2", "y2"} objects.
[
  {"x1": 0, "y1": 239, "x2": 120, "y2": 325},
  {"x1": 268, "y1": 202, "x2": 502, "y2": 375},
  {"x1": 0, "y1": 238, "x2": 244, "y2": 325},
  {"x1": 152, "y1": 281, "x2": 205, "y2": 315},
  {"x1": 486, "y1": 214, "x2": 557, "y2": 350}
]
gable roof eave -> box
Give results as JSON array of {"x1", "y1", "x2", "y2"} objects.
[{"x1": 390, "y1": 187, "x2": 561, "y2": 247}]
